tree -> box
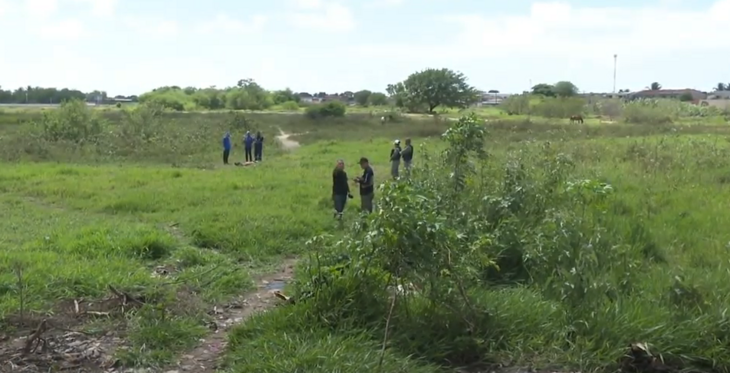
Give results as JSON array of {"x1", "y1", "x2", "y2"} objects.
[
  {"x1": 717, "y1": 83, "x2": 728, "y2": 91},
  {"x1": 272, "y1": 88, "x2": 299, "y2": 104},
  {"x1": 368, "y1": 92, "x2": 388, "y2": 106},
  {"x1": 387, "y1": 68, "x2": 479, "y2": 113},
  {"x1": 531, "y1": 83, "x2": 555, "y2": 97},
  {"x1": 353, "y1": 90, "x2": 372, "y2": 106},
  {"x1": 553, "y1": 81, "x2": 579, "y2": 97},
  {"x1": 649, "y1": 82, "x2": 662, "y2": 90}
]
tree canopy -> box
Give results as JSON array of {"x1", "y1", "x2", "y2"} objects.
[
  {"x1": 530, "y1": 81, "x2": 579, "y2": 97},
  {"x1": 387, "y1": 68, "x2": 479, "y2": 113}
]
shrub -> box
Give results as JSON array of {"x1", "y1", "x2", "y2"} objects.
[
  {"x1": 622, "y1": 100, "x2": 674, "y2": 124},
  {"x1": 500, "y1": 94, "x2": 530, "y2": 115},
  {"x1": 36, "y1": 99, "x2": 105, "y2": 143},
  {"x1": 305, "y1": 101, "x2": 347, "y2": 119},
  {"x1": 280, "y1": 100, "x2": 300, "y2": 111},
  {"x1": 531, "y1": 97, "x2": 586, "y2": 118}
]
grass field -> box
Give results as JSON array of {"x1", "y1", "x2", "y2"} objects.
[{"x1": 3, "y1": 103, "x2": 730, "y2": 372}]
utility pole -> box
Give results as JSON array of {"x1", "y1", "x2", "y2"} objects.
[{"x1": 613, "y1": 54, "x2": 618, "y2": 94}]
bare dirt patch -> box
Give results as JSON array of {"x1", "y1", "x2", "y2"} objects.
[
  {"x1": 164, "y1": 258, "x2": 297, "y2": 373},
  {"x1": 276, "y1": 129, "x2": 302, "y2": 150}
]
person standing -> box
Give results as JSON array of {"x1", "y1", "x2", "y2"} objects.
[
  {"x1": 332, "y1": 159, "x2": 353, "y2": 219},
  {"x1": 254, "y1": 131, "x2": 264, "y2": 162},
  {"x1": 389, "y1": 139, "x2": 402, "y2": 179},
  {"x1": 401, "y1": 138, "x2": 413, "y2": 173},
  {"x1": 222, "y1": 131, "x2": 232, "y2": 165},
  {"x1": 354, "y1": 157, "x2": 375, "y2": 213},
  {"x1": 243, "y1": 131, "x2": 254, "y2": 162}
]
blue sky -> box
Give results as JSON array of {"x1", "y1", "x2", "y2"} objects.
[{"x1": 0, "y1": 0, "x2": 728, "y2": 96}]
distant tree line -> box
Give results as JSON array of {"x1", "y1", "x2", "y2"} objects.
[
  {"x1": 0, "y1": 86, "x2": 138, "y2": 104},
  {"x1": 135, "y1": 80, "x2": 392, "y2": 111}
]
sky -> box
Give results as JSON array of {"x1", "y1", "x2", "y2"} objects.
[{"x1": 0, "y1": 0, "x2": 728, "y2": 96}]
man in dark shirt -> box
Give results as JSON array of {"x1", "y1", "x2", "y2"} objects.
[
  {"x1": 354, "y1": 157, "x2": 375, "y2": 213},
  {"x1": 254, "y1": 131, "x2": 264, "y2": 162},
  {"x1": 222, "y1": 132, "x2": 232, "y2": 165},
  {"x1": 401, "y1": 138, "x2": 413, "y2": 174},
  {"x1": 390, "y1": 139, "x2": 402, "y2": 179},
  {"x1": 332, "y1": 159, "x2": 353, "y2": 219}
]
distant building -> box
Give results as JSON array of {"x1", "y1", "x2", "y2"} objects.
[
  {"x1": 708, "y1": 91, "x2": 730, "y2": 99},
  {"x1": 298, "y1": 92, "x2": 313, "y2": 103},
  {"x1": 629, "y1": 89, "x2": 707, "y2": 102}
]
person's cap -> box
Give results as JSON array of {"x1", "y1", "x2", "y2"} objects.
[
  {"x1": 359, "y1": 157, "x2": 369, "y2": 164},
  {"x1": 394, "y1": 139, "x2": 400, "y2": 144}
]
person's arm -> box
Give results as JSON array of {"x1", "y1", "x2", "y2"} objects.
[
  {"x1": 362, "y1": 170, "x2": 374, "y2": 187},
  {"x1": 344, "y1": 172, "x2": 351, "y2": 194}
]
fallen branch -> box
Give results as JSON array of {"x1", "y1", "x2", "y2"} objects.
[
  {"x1": 107, "y1": 285, "x2": 144, "y2": 306},
  {"x1": 22, "y1": 319, "x2": 48, "y2": 354}
]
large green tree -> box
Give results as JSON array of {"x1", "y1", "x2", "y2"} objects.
[
  {"x1": 368, "y1": 92, "x2": 388, "y2": 106},
  {"x1": 386, "y1": 68, "x2": 479, "y2": 113},
  {"x1": 353, "y1": 90, "x2": 372, "y2": 106},
  {"x1": 553, "y1": 81, "x2": 579, "y2": 97},
  {"x1": 531, "y1": 83, "x2": 555, "y2": 97},
  {"x1": 649, "y1": 82, "x2": 662, "y2": 90}
]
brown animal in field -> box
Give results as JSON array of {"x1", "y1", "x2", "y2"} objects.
[{"x1": 569, "y1": 115, "x2": 584, "y2": 124}]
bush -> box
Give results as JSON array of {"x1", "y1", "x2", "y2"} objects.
[
  {"x1": 36, "y1": 99, "x2": 105, "y2": 143},
  {"x1": 531, "y1": 97, "x2": 586, "y2": 118},
  {"x1": 622, "y1": 100, "x2": 674, "y2": 124},
  {"x1": 500, "y1": 94, "x2": 530, "y2": 115},
  {"x1": 280, "y1": 101, "x2": 300, "y2": 111},
  {"x1": 305, "y1": 101, "x2": 347, "y2": 119}
]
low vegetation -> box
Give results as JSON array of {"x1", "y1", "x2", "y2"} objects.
[{"x1": 1, "y1": 80, "x2": 730, "y2": 372}]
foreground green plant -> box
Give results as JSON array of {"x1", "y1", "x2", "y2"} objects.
[{"x1": 224, "y1": 114, "x2": 730, "y2": 373}]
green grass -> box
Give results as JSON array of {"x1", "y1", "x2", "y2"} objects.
[{"x1": 3, "y1": 106, "x2": 730, "y2": 372}]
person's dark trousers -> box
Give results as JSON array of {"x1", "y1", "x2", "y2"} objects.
[
  {"x1": 360, "y1": 193, "x2": 374, "y2": 213},
  {"x1": 254, "y1": 144, "x2": 262, "y2": 161},
  {"x1": 333, "y1": 194, "x2": 347, "y2": 218},
  {"x1": 245, "y1": 147, "x2": 253, "y2": 162},
  {"x1": 223, "y1": 149, "x2": 230, "y2": 164}
]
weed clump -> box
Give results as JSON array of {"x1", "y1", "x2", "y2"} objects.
[{"x1": 305, "y1": 101, "x2": 347, "y2": 119}]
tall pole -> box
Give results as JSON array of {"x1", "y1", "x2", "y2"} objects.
[{"x1": 613, "y1": 54, "x2": 617, "y2": 94}]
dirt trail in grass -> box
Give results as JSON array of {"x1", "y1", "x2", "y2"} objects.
[
  {"x1": 164, "y1": 258, "x2": 297, "y2": 372},
  {"x1": 276, "y1": 128, "x2": 302, "y2": 150}
]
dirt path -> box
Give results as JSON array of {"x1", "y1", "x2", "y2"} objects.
[
  {"x1": 164, "y1": 258, "x2": 297, "y2": 372},
  {"x1": 276, "y1": 128, "x2": 301, "y2": 150}
]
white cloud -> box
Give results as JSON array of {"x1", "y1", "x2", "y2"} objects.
[
  {"x1": 72, "y1": 0, "x2": 117, "y2": 17},
  {"x1": 287, "y1": 1, "x2": 355, "y2": 32},
  {"x1": 24, "y1": 0, "x2": 58, "y2": 19},
  {"x1": 445, "y1": 0, "x2": 729, "y2": 60},
  {"x1": 0, "y1": 0, "x2": 9, "y2": 17},
  {"x1": 364, "y1": 0, "x2": 404, "y2": 8},
  {"x1": 123, "y1": 17, "x2": 179, "y2": 39},
  {"x1": 194, "y1": 14, "x2": 268, "y2": 35},
  {"x1": 37, "y1": 19, "x2": 86, "y2": 40},
  {"x1": 292, "y1": 0, "x2": 322, "y2": 9}
]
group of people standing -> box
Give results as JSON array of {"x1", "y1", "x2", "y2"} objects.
[
  {"x1": 389, "y1": 138, "x2": 413, "y2": 179},
  {"x1": 222, "y1": 131, "x2": 265, "y2": 165},
  {"x1": 331, "y1": 138, "x2": 414, "y2": 219}
]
